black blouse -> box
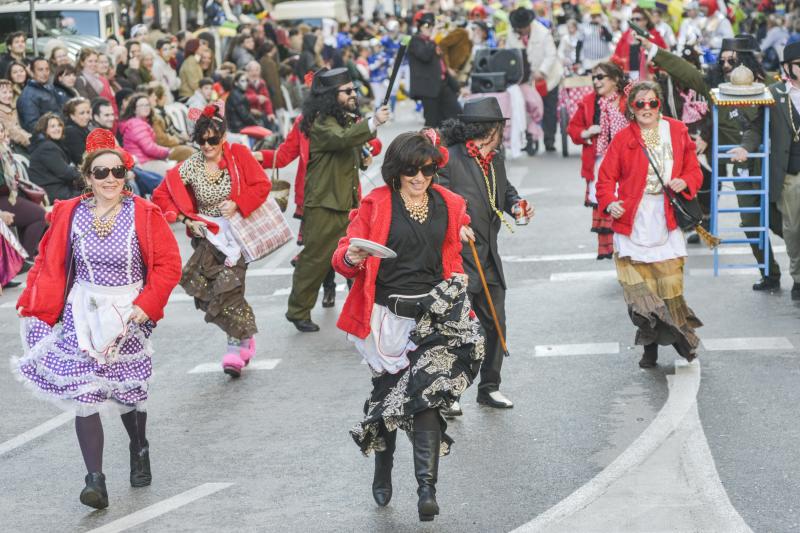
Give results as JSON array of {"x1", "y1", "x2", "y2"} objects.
[{"x1": 375, "y1": 189, "x2": 447, "y2": 305}]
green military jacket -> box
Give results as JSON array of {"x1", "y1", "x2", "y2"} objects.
[
  {"x1": 305, "y1": 116, "x2": 375, "y2": 212},
  {"x1": 652, "y1": 48, "x2": 760, "y2": 149}
]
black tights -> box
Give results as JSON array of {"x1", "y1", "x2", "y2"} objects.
[
  {"x1": 413, "y1": 408, "x2": 440, "y2": 432},
  {"x1": 75, "y1": 410, "x2": 148, "y2": 473}
]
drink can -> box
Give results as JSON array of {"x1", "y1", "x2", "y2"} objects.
[{"x1": 515, "y1": 199, "x2": 530, "y2": 226}]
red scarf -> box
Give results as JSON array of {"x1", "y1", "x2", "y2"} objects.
[{"x1": 466, "y1": 140, "x2": 496, "y2": 174}]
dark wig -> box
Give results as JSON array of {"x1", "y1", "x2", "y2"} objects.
[
  {"x1": 592, "y1": 61, "x2": 627, "y2": 95},
  {"x1": 381, "y1": 131, "x2": 444, "y2": 190},
  {"x1": 299, "y1": 69, "x2": 359, "y2": 136},
  {"x1": 191, "y1": 110, "x2": 227, "y2": 145},
  {"x1": 438, "y1": 118, "x2": 504, "y2": 147}
]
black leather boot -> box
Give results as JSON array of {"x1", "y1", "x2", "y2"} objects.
[
  {"x1": 372, "y1": 430, "x2": 396, "y2": 506},
  {"x1": 130, "y1": 440, "x2": 152, "y2": 487},
  {"x1": 322, "y1": 286, "x2": 336, "y2": 308},
  {"x1": 413, "y1": 430, "x2": 440, "y2": 522},
  {"x1": 639, "y1": 343, "x2": 658, "y2": 368},
  {"x1": 80, "y1": 472, "x2": 109, "y2": 509}
]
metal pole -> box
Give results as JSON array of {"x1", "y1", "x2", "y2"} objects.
[{"x1": 29, "y1": 0, "x2": 38, "y2": 57}]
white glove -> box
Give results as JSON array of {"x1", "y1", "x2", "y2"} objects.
[{"x1": 581, "y1": 125, "x2": 602, "y2": 139}]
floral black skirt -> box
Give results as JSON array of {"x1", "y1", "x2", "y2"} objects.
[{"x1": 350, "y1": 276, "x2": 485, "y2": 457}]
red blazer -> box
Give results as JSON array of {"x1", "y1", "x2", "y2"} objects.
[
  {"x1": 17, "y1": 193, "x2": 182, "y2": 326},
  {"x1": 566, "y1": 92, "x2": 627, "y2": 182},
  {"x1": 596, "y1": 117, "x2": 702, "y2": 236},
  {"x1": 612, "y1": 29, "x2": 667, "y2": 73},
  {"x1": 331, "y1": 184, "x2": 470, "y2": 339},
  {"x1": 152, "y1": 142, "x2": 271, "y2": 235},
  {"x1": 245, "y1": 79, "x2": 274, "y2": 116}
]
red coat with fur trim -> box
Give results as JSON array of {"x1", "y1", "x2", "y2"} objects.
[
  {"x1": 152, "y1": 142, "x2": 271, "y2": 234},
  {"x1": 567, "y1": 92, "x2": 627, "y2": 182},
  {"x1": 16, "y1": 194, "x2": 182, "y2": 326},
  {"x1": 596, "y1": 117, "x2": 702, "y2": 236},
  {"x1": 332, "y1": 184, "x2": 470, "y2": 339}
]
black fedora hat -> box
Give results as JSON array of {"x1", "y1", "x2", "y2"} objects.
[
  {"x1": 720, "y1": 37, "x2": 755, "y2": 53},
  {"x1": 459, "y1": 96, "x2": 509, "y2": 123},
  {"x1": 310, "y1": 67, "x2": 352, "y2": 95},
  {"x1": 509, "y1": 8, "x2": 535, "y2": 30}
]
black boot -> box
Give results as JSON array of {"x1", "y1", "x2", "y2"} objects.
[
  {"x1": 80, "y1": 472, "x2": 109, "y2": 509},
  {"x1": 322, "y1": 286, "x2": 336, "y2": 308},
  {"x1": 372, "y1": 430, "x2": 396, "y2": 506},
  {"x1": 130, "y1": 440, "x2": 152, "y2": 487},
  {"x1": 639, "y1": 343, "x2": 658, "y2": 368},
  {"x1": 413, "y1": 430, "x2": 440, "y2": 522}
]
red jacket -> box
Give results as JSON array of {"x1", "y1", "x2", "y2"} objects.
[
  {"x1": 612, "y1": 29, "x2": 667, "y2": 73},
  {"x1": 152, "y1": 142, "x2": 271, "y2": 235},
  {"x1": 331, "y1": 184, "x2": 470, "y2": 339},
  {"x1": 259, "y1": 116, "x2": 383, "y2": 211},
  {"x1": 567, "y1": 92, "x2": 627, "y2": 182},
  {"x1": 596, "y1": 117, "x2": 702, "y2": 236},
  {"x1": 245, "y1": 79, "x2": 274, "y2": 116},
  {"x1": 17, "y1": 193, "x2": 182, "y2": 326}
]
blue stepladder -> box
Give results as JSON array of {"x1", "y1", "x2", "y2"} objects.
[{"x1": 709, "y1": 88, "x2": 775, "y2": 276}]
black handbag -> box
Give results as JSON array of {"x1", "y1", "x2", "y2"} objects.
[{"x1": 641, "y1": 145, "x2": 703, "y2": 231}]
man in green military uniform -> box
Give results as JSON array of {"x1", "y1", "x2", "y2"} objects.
[
  {"x1": 286, "y1": 68, "x2": 391, "y2": 332},
  {"x1": 637, "y1": 35, "x2": 782, "y2": 291}
]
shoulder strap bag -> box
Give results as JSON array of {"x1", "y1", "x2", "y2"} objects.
[{"x1": 640, "y1": 144, "x2": 703, "y2": 231}]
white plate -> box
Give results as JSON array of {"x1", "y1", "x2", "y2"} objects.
[{"x1": 350, "y1": 238, "x2": 397, "y2": 259}]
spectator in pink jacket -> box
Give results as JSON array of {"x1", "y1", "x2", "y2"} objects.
[{"x1": 118, "y1": 93, "x2": 174, "y2": 176}]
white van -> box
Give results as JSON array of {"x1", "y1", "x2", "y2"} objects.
[{"x1": 0, "y1": 0, "x2": 120, "y2": 40}]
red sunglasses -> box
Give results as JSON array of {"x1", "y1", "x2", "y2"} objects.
[{"x1": 634, "y1": 99, "x2": 660, "y2": 110}]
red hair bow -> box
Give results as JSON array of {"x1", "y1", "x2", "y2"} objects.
[
  {"x1": 85, "y1": 128, "x2": 135, "y2": 170},
  {"x1": 188, "y1": 100, "x2": 225, "y2": 122},
  {"x1": 421, "y1": 127, "x2": 449, "y2": 167},
  {"x1": 304, "y1": 71, "x2": 315, "y2": 88}
]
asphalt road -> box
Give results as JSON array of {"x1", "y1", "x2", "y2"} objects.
[{"x1": 1, "y1": 102, "x2": 798, "y2": 533}]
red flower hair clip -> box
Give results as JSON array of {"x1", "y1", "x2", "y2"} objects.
[
  {"x1": 304, "y1": 71, "x2": 315, "y2": 88},
  {"x1": 188, "y1": 100, "x2": 225, "y2": 122},
  {"x1": 421, "y1": 127, "x2": 449, "y2": 167},
  {"x1": 85, "y1": 128, "x2": 135, "y2": 170}
]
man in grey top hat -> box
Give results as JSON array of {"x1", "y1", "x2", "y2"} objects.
[{"x1": 438, "y1": 97, "x2": 534, "y2": 411}]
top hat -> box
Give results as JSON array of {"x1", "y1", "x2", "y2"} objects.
[
  {"x1": 318, "y1": 67, "x2": 352, "y2": 88},
  {"x1": 720, "y1": 37, "x2": 753, "y2": 53},
  {"x1": 784, "y1": 41, "x2": 800, "y2": 64},
  {"x1": 509, "y1": 8, "x2": 535, "y2": 30},
  {"x1": 459, "y1": 97, "x2": 509, "y2": 123}
]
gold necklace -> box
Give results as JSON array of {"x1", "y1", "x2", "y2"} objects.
[
  {"x1": 204, "y1": 161, "x2": 224, "y2": 184},
  {"x1": 474, "y1": 158, "x2": 514, "y2": 232},
  {"x1": 91, "y1": 201, "x2": 122, "y2": 239},
  {"x1": 399, "y1": 191, "x2": 429, "y2": 223},
  {"x1": 640, "y1": 126, "x2": 661, "y2": 150}
]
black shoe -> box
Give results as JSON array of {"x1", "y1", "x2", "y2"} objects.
[
  {"x1": 130, "y1": 440, "x2": 152, "y2": 487},
  {"x1": 287, "y1": 316, "x2": 320, "y2": 332},
  {"x1": 413, "y1": 430, "x2": 440, "y2": 522},
  {"x1": 477, "y1": 390, "x2": 513, "y2": 408},
  {"x1": 639, "y1": 343, "x2": 658, "y2": 368},
  {"x1": 524, "y1": 133, "x2": 539, "y2": 156},
  {"x1": 372, "y1": 430, "x2": 396, "y2": 507},
  {"x1": 322, "y1": 286, "x2": 335, "y2": 308},
  {"x1": 752, "y1": 277, "x2": 780, "y2": 291},
  {"x1": 545, "y1": 144, "x2": 556, "y2": 152},
  {"x1": 792, "y1": 283, "x2": 800, "y2": 301},
  {"x1": 80, "y1": 472, "x2": 109, "y2": 510},
  {"x1": 442, "y1": 400, "x2": 462, "y2": 419},
  {"x1": 2, "y1": 280, "x2": 21, "y2": 288},
  {"x1": 687, "y1": 232, "x2": 700, "y2": 244}
]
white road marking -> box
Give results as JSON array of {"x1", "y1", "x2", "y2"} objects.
[
  {"x1": 248, "y1": 267, "x2": 294, "y2": 277},
  {"x1": 534, "y1": 343, "x2": 619, "y2": 357},
  {"x1": 188, "y1": 359, "x2": 282, "y2": 374},
  {"x1": 517, "y1": 187, "x2": 551, "y2": 196},
  {"x1": 505, "y1": 244, "x2": 786, "y2": 264},
  {"x1": 0, "y1": 412, "x2": 73, "y2": 457},
  {"x1": 550, "y1": 270, "x2": 616, "y2": 282},
  {"x1": 702, "y1": 337, "x2": 793, "y2": 351},
  {"x1": 85, "y1": 482, "x2": 234, "y2": 533}
]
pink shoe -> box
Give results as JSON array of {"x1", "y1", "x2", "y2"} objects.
[
  {"x1": 222, "y1": 351, "x2": 245, "y2": 378},
  {"x1": 239, "y1": 337, "x2": 255, "y2": 366}
]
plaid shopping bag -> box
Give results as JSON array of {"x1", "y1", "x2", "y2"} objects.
[{"x1": 229, "y1": 195, "x2": 293, "y2": 263}]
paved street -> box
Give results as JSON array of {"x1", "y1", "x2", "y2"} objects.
[{"x1": 1, "y1": 102, "x2": 799, "y2": 532}]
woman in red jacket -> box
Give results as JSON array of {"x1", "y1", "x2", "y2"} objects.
[
  {"x1": 612, "y1": 8, "x2": 667, "y2": 78},
  {"x1": 567, "y1": 61, "x2": 628, "y2": 260},
  {"x1": 597, "y1": 81, "x2": 703, "y2": 369},
  {"x1": 14, "y1": 129, "x2": 182, "y2": 509},
  {"x1": 152, "y1": 103, "x2": 270, "y2": 378},
  {"x1": 332, "y1": 131, "x2": 483, "y2": 522}
]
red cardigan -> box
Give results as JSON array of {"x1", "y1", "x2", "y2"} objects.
[
  {"x1": 566, "y1": 92, "x2": 627, "y2": 182},
  {"x1": 152, "y1": 142, "x2": 271, "y2": 235},
  {"x1": 331, "y1": 184, "x2": 470, "y2": 339},
  {"x1": 17, "y1": 193, "x2": 182, "y2": 326},
  {"x1": 596, "y1": 117, "x2": 703, "y2": 236}
]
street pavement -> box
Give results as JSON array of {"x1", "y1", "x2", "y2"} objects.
[{"x1": 1, "y1": 101, "x2": 799, "y2": 533}]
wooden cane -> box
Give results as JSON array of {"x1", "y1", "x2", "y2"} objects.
[{"x1": 468, "y1": 239, "x2": 510, "y2": 357}]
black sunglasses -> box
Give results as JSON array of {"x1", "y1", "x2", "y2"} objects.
[
  {"x1": 338, "y1": 87, "x2": 357, "y2": 95},
  {"x1": 402, "y1": 163, "x2": 438, "y2": 178},
  {"x1": 200, "y1": 135, "x2": 222, "y2": 146},
  {"x1": 634, "y1": 99, "x2": 660, "y2": 110},
  {"x1": 720, "y1": 57, "x2": 739, "y2": 65},
  {"x1": 90, "y1": 165, "x2": 127, "y2": 180},
  {"x1": 592, "y1": 74, "x2": 607, "y2": 81}
]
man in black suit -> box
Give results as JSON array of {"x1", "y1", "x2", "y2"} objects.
[
  {"x1": 438, "y1": 97, "x2": 534, "y2": 411},
  {"x1": 407, "y1": 11, "x2": 461, "y2": 127}
]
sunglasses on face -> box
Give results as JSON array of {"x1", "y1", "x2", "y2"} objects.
[
  {"x1": 721, "y1": 57, "x2": 738, "y2": 65},
  {"x1": 338, "y1": 87, "x2": 357, "y2": 95},
  {"x1": 634, "y1": 99, "x2": 660, "y2": 110},
  {"x1": 402, "y1": 163, "x2": 438, "y2": 178},
  {"x1": 592, "y1": 74, "x2": 607, "y2": 81},
  {"x1": 91, "y1": 165, "x2": 127, "y2": 180},
  {"x1": 200, "y1": 135, "x2": 221, "y2": 146}
]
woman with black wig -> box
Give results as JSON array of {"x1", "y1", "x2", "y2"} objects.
[
  {"x1": 332, "y1": 130, "x2": 483, "y2": 522},
  {"x1": 152, "y1": 103, "x2": 271, "y2": 378}
]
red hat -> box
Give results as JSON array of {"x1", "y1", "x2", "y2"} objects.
[{"x1": 85, "y1": 128, "x2": 135, "y2": 170}]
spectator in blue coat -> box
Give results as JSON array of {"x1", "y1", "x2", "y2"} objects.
[{"x1": 17, "y1": 58, "x2": 61, "y2": 133}]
